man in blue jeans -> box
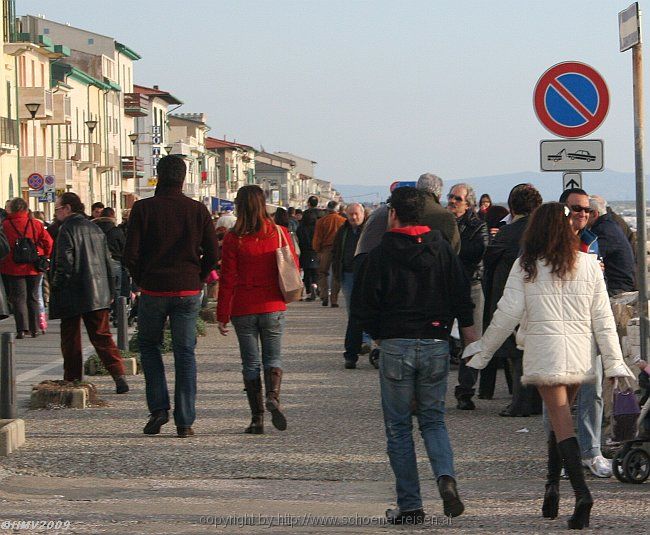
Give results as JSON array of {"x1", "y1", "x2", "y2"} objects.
[
  {"x1": 124, "y1": 155, "x2": 218, "y2": 438},
  {"x1": 353, "y1": 187, "x2": 477, "y2": 524}
]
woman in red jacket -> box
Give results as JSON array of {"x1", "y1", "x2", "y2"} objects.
[
  {"x1": 1, "y1": 198, "x2": 53, "y2": 338},
  {"x1": 217, "y1": 185, "x2": 298, "y2": 435}
]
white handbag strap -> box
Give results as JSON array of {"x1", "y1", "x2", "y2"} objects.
[{"x1": 275, "y1": 224, "x2": 286, "y2": 247}]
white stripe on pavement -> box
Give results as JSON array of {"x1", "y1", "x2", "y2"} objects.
[{"x1": 16, "y1": 359, "x2": 63, "y2": 382}]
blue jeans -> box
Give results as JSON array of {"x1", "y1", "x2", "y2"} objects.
[
  {"x1": 138, "y1": 293, "x2": 201, "y2": 427},
  {"x1": 542, "y1": 354, "x2": 604, "y2": 459},
  {"x1": 379, "y1": 338, "x2": 455, "y2": 511},
  {"x1": 231, "y1": 312, "x2": 285, "y2": 380},
  {"x1": 341, "y1": 271, "x2": 371, "y2": 361}
]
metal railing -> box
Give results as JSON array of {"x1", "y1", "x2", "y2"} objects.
[{"x1": 0, "y1": 116, "x2": 18, "y2": 147}]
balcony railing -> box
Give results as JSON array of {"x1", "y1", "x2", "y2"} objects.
[
  {"x1": 18, "y1": 87, "x2": 53, "y2": 120},
  {"x1": 183, "y1": 181, "x2": 199, "y2": 196},
  {"x1": 98, "y1": 150, "x2": 120, "y2": 172},
  {"x1": 124, "y1": 93, "x2": 148, "y2": 117},
  {"x1": 121, "y1": 156, "x2": 144, "y2": 179},
  {"x1": 70, "y1": 142, "x2": 101, "y2": 170},
  {"x1": 21, "y1": 156, "x2": 54, "y2": 180},
  {"x1": 54, "y1": 159, "x2": 73, "y2": 188},
  {"x1": 45, "y1": 94, "x2": 72, "y2": 125},
  {"x1": 0, "y1": 116, "x2": 19, "y2": 148}
]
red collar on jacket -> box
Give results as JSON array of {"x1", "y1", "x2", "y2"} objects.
[{"x1": 390, "y1": 225, "x2": 431, "y2": 236}]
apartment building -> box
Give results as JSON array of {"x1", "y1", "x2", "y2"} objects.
[
  {"x1": 204, "y1": 137, "x2": 256, "y2": 202},
  {"x1": 131, "y1": 84, "x2": 182, "y2": 198},
  {"x1": 19, "y1": 14, "x2": 141, "y2": 211},
  {"x1": 168, "y1": 113, "x2": 211, "y2": 201}
]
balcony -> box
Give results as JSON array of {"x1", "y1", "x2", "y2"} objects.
[
  {"x1": 70, "y1": 142, "x2": 101, "y2": 170},
  {"x1": 0, "y1": 117, "x2": 19, "y2": 150},
  {"x1": 124, "y1": 93, "x2": 148, "y2": 117},
  {"x1": 183, "y1": 181, "x2": 199, "y2": 197},
  {"x1": 18, "y1": 87, "x2": 53, "y2": 120},
  {"x1": 45, "y1": 94, "x2": 71, "y2": 125},
  {"x1": 121, "y1": 156, "x2": 144, "y2": 179},
  {"x1": 54, "y1": 159, "x2": 73, "y2": 188},
  {"x1": 98, "y1": 150, "x2": 120, "y2": 173},
  {"x1": 21, "y1": 156, "x2": 54, "y2": 181}
]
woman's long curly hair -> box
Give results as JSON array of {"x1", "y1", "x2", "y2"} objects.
[{"x1": 520, "y1": 202, "x2": 579, "y2": 282}]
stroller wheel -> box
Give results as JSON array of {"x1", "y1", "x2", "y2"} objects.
[
  {"x1": 622, "y1": 448, "x2": 650, "y2": 484},
  {"x1": 369, "y1": 348, "x2": 380, "y2": 369}
]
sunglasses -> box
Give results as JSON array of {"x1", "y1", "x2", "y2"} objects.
[
  {"x1": 447, "y1": 194, "x2": 464, "y2": 203},
  {"x1": 569, "y1": 205, "x2": 591, "y2": 214}
]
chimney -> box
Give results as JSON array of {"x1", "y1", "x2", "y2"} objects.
[{"x1": 153, "y1": 85, "x2": 159, "y2": 90}]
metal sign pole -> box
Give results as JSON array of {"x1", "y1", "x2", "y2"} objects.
[{"x1": 632, "y1": 40, "x2": 648, "y2": 363}]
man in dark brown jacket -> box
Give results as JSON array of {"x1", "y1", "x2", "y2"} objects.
[{"x1": 123, "y1": 155, "x2": 218, "y2": 438}]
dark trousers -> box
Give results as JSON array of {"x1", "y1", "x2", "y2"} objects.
[
  {"x1": 61, "y1": 309, "x2": 125, "y2": 381},
  {"x1": 303, "y1": 267, "x2": 318, "y2": 291},
  {"x1": 455, "y1": 359, "x2": 478, "y2": 401},
  {"x1": 506, "y1": 339, "x2": 542, "y2": 415},
  {"x1": 478, "y1": 348, "x2": 513, "y2": 398},
  {"x1": 5, "y1": 274, "x2": 41, "y2": 333}
]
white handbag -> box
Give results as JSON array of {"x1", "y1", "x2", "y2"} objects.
[{"x1": 275, "y1": 225, "x2": 303, "y2": 303}]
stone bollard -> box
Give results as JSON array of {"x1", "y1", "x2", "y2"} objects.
[{"x1": 0, "y1": 333, "x2": 25, "y2": 456}]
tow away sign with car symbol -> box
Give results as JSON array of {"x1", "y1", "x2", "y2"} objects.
[{"x1": 540, "y1": 139, "x2": 603, "y2": 171}]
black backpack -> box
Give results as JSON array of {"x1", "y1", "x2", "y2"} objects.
[{"x1": 9, "y1": 218, "x2": 40, "y2": 264}]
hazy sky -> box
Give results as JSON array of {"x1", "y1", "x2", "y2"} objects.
[{"x1": 19, "y1": 1, "x2": 650, "y2": 186}]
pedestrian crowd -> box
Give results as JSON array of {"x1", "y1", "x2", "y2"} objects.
[{"x1": 3, "y1": 156, "x2": 650, "y2": 529}]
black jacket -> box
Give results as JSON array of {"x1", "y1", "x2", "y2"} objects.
[
  {"x1": 296, "y1": 211, "x2": 319, "y2": 269},
  {"x1": 590, "y1": 212, "x2": 636, "y2": 294},
  {"x1": 482, "y1": 216, "x2": 529, "y2": 330},
  {"x1": 331, "y1": 220, "x2": 365, "y2": 282},
  {"x1": 49, "y1": 213, "x2": 114, "y2": 320},
  {"x1": 456, "y1": 210, "x2": 489, "y2": 282},
  {"x1": 352, "y1": 228, "x2": 474, "y2": 341},
  {"x1": 93, "y1": 217, "x2": 126, "y2": 261}
]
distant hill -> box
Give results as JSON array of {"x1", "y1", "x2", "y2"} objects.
[{"x1": 335, "y1": 169, "x2": 648, "y2": 203}]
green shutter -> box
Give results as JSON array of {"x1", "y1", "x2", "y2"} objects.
[{"x1": 247, "y1": 169, "x2": 254, "y2": 184}]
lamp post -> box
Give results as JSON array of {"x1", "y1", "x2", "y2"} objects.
[
  {"x1": 25, "y1": 103, "x2": 40, "y2": 203},
  {"x1": 85, "y1": 119, "x2": 97, "y2": 203},
  {"x1": 128, "y1": 132, "x2": 139, "y2": 197}
]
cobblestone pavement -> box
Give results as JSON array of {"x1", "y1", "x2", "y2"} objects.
[{"x1": 0, "y1": 301, "x2": 646, "y2": 534}]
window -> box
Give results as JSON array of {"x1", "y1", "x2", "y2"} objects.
[
  {"x1": 87, "y1": 38, "x2": 94, "y2": 45},
  {"x1": 43, "y1": 28, "x2": 49, "y2": 34}
]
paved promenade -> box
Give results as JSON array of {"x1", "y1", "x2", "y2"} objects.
[{"x1": 0, "y1": 301, "x2": 646, "y2": 534}]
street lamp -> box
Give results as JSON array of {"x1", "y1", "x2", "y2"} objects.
[
  {"x1": 85, "y1": 119, "x2": 98, "y2": 202},
  {"x1": 164, "y1": 144, "x2": 173, "y2": 155},
  {"x1": 128, "y1": 133, "x2": 139, "y2": 196},
  {"x1": 25, "y1": 103, "x2": 41, "y2": 203}
]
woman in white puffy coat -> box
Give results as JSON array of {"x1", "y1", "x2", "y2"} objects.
[{"x1": 463, "y1": 203, "x2": 633, "y2": 530}]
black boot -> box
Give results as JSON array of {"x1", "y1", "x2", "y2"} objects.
[
  {"x1": 557, "y1": 437, "x2": 593, "y2": 530},
  {"x1": 243, "y1": 376, "x2": 264, "y2": 434},
  {"x1": 542, "y1": 431, "x2": 561, "y2": 519},
  {"x1": 113, "y1": 375, "x2": 129, "y2": 394},
  {"x1": 264, "y1": 367, "x2": 287, "y2": 431},
  {"x1": 437, "y1": 475, "x2": 465, "y2": 518}
]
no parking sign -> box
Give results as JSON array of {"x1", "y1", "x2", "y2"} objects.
[{"x1": 534, "y1": 62, "x2": 609, "y2": 138}]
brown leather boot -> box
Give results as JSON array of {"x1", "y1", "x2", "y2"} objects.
[
  {"x1": 264, "y1": 367, "x2": 287, "y2": 431},
  {"x1": 243, "y1": 376, "x2": 264, "y2": 434}
]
